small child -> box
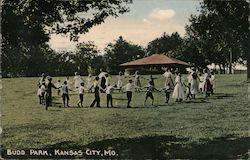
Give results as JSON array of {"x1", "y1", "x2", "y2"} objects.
[
  {"x1": 37, "y1": 85, "x2": 42, "y2": 105},
  {"x1": 161, "y1": 82, "x2": 172, "y2": 103},
  {"x1": 144, "y1": 81, "x2": 160, "y2": 106},
  {"x1": 210, "y1": 71, "x2": 215, "y2": 95},
  {"x1": 40, "y1": 82, "x2": 46, "y2": 105},
  {"x1": 185, "y1": 83, "x2": 192, "y2": 101},
  {"x1": 77, "y1": 81, "x2": 85, "y2": 107},
  {"x1": 106, "y1": 84, "x2": 117, "y2": 108},
  {"x1": 55, "y1": 80, "x2": 62, "y2": 96},
  {"x1": 61, "y1": 81, "x2": 70, "y2": 107},
  {"x1": 123, "y1": 79, "x2": 134, "y2": 108}
]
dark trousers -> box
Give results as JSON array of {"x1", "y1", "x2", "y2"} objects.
[
  {"x1": 90, "y1": 93, "x2": 100, "y2": 107},
  {"x1": 127, "y1": 91, "x2": 132, "y2": 107},
  {"x1": 107, "y1": 94, "x2": 113, "y2": 107},
  {"x1": 48, "y1": 92, "x2": 52, "y2": 105},
  {"x1": 165, "y1": 91, "x2": 170, "y2": 103}
]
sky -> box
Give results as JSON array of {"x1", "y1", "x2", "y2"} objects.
[{"x1": 48, "y1": 0, "x2": 202, "y2": 52}]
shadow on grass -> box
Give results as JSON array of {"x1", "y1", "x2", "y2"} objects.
[
  {"x1": 212, "y1": 93, "x2": 236, "y2": 99},
  {"x1": 2, "y1": 135, "x2": 249, "y2": 159}
]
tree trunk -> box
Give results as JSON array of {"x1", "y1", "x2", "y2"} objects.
[
  {"x1": 247, "y1": 51, "x2": 250, "y2": 82},
  {"x1": 229, "y1": 49, "x2": 233, "y2": 74},
  {"x1": 219, "y1": 64, "x2": 222, "y2": 74}
]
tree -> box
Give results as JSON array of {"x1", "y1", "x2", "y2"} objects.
[
  {"x1": 104, "y1": 36, "x2": 146, "y2": 74},
  {"x1": 2, "y1": 0, "x2": 132, "y2": 77},
  {"x1": 147, "y1": 32, "x2": 184, "y2": 57},
  {"x1": 75, "y1": 41, "x2": 99, "y2": 75},
  {"x1": 186, "y1": 0, "x2": 249, "y2": 73}
]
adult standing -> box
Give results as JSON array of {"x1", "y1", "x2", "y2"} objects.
[
  {"x1": 163, "y1": 68, "x2": 174, "y2": 89},
  {"x1": 203, "y1": 69, "x2": 212, "y2": 97},
  {"x1": 172, "y1": 72, "x2": 185, "y2": 102},
  {"x1": 74, "y1": 72, "x2": 82, "y2": 89},
  {"x1": 99, "y1": 69, "x2": 108, "y2": 93},
  {"x1": 190, "y1": 69, "x2": 199, "y2": 99},
  {"x1": 46, "y1": 76, "x2": 57, "y2": 106}
]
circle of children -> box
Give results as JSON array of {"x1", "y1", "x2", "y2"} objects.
[{"x1": 37, "y1": 68, "x2": 215, "y2": 110}]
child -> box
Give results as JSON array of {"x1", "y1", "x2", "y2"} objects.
[
  {"x1": 86, "y1": 74, "x2": 93, "y2": 93},
  {"x1": 144, "y1": 81, "x2": 160, "y2": 106},
  {"x1": 77, "y1": 81, "x2": 85, "y2": 107},
  {"x1": 90, "y1": 77, "x2": 103, "y2": 108},
  {"x1": 66, "y1": 76, "x2": 72, "y2": 89},
  {"x1": 40, "y1": 82, "x2": 46, "y2": 105},
  {"x1": 61, "y1": 81, "x2": 70, "y2": 107},
  {"x1": 185, "y1": 83, "x2": 192, "y2": 101},
  {"x1": 106, "y1": 84, "x2": 117, "y2": 108},
  {"x1": 37, "y1": 85, "x2": 42, "y2": 105},
  {"x1": 147, "y1": 75, "x2": 157, "y2": 86},
  {"x1": 134, "y1": 71, "x2": 142, "y2": 92},
  {"x1": 210, "y1": 71, "x2": 215, "y2": 95},
  {"x1": 199, "y1": 73, "x2": 204, "y2": 94},
  {"x1": 123, "y1": 79, "x2": 134, "y2": 108},
  {"x1": 55, "y1": 80, "x2": 62, "y2": 96},
  {"x1": 161, "y1": 82, "x2": 172, "y2": 103}
]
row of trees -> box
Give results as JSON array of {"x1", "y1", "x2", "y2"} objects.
[{"x1": 2, "y1": 0, "x2": 249, "y2": 77}]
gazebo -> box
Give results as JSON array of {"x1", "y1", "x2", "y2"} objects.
[{"x1": 120, "y1": 54, "x2": 190, "y2": 74}]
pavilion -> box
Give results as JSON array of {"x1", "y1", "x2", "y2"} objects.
[{"x1": 120, "y1": 54, "x2": 190, "y2": 74}]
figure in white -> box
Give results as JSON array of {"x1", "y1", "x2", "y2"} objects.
[
  {"x1": 74, "y1": 72, "x2": 82, "y2": 89},
  {"x1": 172, "y1": 72, "x2": 185, "y2": 102}
]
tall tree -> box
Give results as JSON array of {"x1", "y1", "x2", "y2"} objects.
[
  {"x1": 147, "y1": 32, "x2": 183, "y2": 57},
  {"x1": 75, "y1": 41, "x2": 99, "y2": 75},
  {"x1": 2, "y1": 0, "x2": 132, "y2": 77},
  {"x1": 104, "y1": 36, "x2": 146, "y2": 74},
  {"x1": 186, "y1": 0, "x2": 249, "y2": 74}
]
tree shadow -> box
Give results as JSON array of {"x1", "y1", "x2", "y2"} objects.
[
  {"x1": 212, "y1": 93, "x2": 236, "y2": 99},
  {"x1": 2, "y1": 135, "x2": 249, "y2": 159}
]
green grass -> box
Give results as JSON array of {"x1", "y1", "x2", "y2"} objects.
[{"x1": 1, "y1": 74, "x2": 249, "y2": 159}]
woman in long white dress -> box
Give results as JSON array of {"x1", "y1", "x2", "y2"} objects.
[{"x1": 172, "y1": 72, "x2": 185, "y2": 102}]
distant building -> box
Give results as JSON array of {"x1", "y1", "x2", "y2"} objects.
[{"x1": 120, "y1": 54, "x2": 190, "y2": 74}]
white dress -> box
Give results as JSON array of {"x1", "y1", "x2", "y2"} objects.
[
  {"x1": 172, "y1": 75, "x2": 185, "y2": 99},
  {"x1": 190, "y1": 73, "x2": 199, "y2": 94},
  {"x1": 87, "y1": 77, "x2": 92, "y2": 90},
  {"x1": 74, "y1": 75, "x2": 81, "y2": 88},
  {"x1": 117, "y1": 75, "x2": 123, "y2": 88}
]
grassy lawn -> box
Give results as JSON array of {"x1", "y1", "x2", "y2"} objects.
[{"x1": 1, "y1": 74, "x2": 249, "y2": 159}]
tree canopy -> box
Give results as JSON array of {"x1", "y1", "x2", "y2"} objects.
[
  {"x1": 104, "y1": 36, "x2": 146, "y2": 74},
  {"x1": 185, "y1": 0, "x2": 249, "y2": 73},
  {"x1": 2, "y1": 0, "x2": 132, "y2": 77}
]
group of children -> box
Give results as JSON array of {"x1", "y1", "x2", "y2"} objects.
[{"x1": 36, "y1": 68, "x2": 216, "y2": 110}]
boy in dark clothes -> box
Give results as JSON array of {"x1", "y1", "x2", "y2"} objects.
[{"x1": 90, "y1": 77, "x2": 103, "y2": 108}]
